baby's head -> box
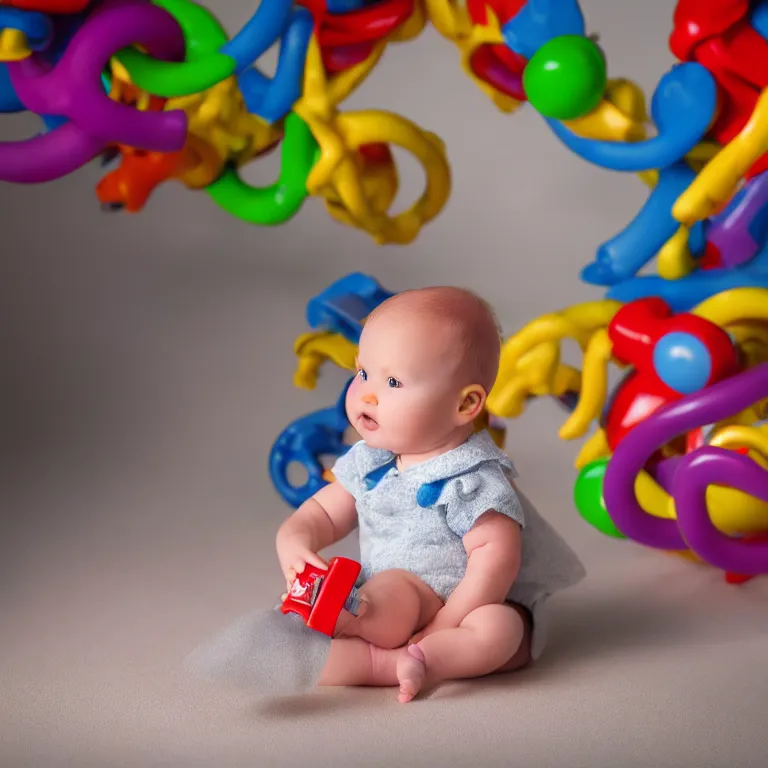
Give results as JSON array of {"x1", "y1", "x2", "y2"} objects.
[{"x1": 346, "y1": 286, "x2": 502, "y2": 455}]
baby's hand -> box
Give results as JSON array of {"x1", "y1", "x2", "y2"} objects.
[{"x1": 277, "y1": 535, "x2": 328, "y2": 589}]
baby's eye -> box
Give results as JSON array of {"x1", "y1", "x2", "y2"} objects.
[
  {"x1": 387, "y1": 377, "x2": 402, "y2": 388},
  {"x1": 357, "y1": 368, "x2": 367, "y2": 382}
]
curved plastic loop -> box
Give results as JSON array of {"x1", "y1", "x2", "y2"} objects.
[
  {"x1": 306, "y1": 111, "x2": 450, "y2": 244},
  {"x1": 8, "y1": 0, "x2": 187, "y2": 149},
  {"x1": 5, "y1": 1, "x2": 90, "y2": 11},
  {"x1": 488, "y1": 302, "x2": 616, "y2": 419},
  {"x1": 269, "y1": 381, "x2": 352, "y2": 508},
  {"x1": 116, "y1": 0, "x2": 295, "y2": 97},
  {"x1": 0, "y1": 8, "x2": 53, "y2": 61},
  {"x1": 673, "y1": 87, "x2": 768, "y2": 227},
  {"x1": 692, "y1": 287, "x2": 768, "y2": 330},
  {"x1": 500, "y1": 0, "x2": 585, "y2": 60},
  {"x1": 307, "y1": 0, "x2": 417, "y2": 47},
  {"x1": 605, "y1": 252, "x2": 768, "y2": 314},
  {"x1": 673, "y1": 447, "x2": 768, "y2": 573},
  {"x1": 237, "y1": 7, "x2": 313, "y2": 124},
  {"x1": 456, "y1": 6, "x2": 525, "y2": 113},
  {"x1": 114, "y1": 0, "x2": 236, "y2": 98},
  {"x1": 706, "y1": 171, "x2": 768, "y2": 269},
  {"x1": 96, "y1": 75, "x2": 285, "y2": 212},
  {"x1": 581, "y1": 162, "x2": 698, "y2": 287},
  {"x1": 603, "y1": 363, "x2": 768, "y2": 550},
  {"x1": 422, "y1": 0, "x2": 472, "y2": 42},
  {"x1": 322, "y1": 142, "x2": 398, "y2": 228},
  {"x1": 205, "y1": 111, "x2": 318, "y2": 225},
  {"x1": 219, "y1": 0, "x2": 293, "y2": 73},
  {"x1": 115, "y1": 47, "x2": 235, "y2": 99},
  {"x1": 1, "y1": 12, "x2": 92, "y2": 128},
  {"x1": 146, "y1": 0, "x2": 229, "y2": 57},
  {"x1": 495, "y1": 301, "x2": 621, "y2": 369},
  {"x1": 544, "y1": 63, "x2": 717, "y2": 172},
  {"x1": 0, "y1": 121, "x2": 105, "y2": 183}
]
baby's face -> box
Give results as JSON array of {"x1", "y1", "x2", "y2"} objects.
[{"x1": 346, "y1": 309, "x2": 468, "y2": 455}]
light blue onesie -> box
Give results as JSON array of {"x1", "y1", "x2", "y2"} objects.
[{"x1": 331, "y1": 430, "x2": 586, "y2": 659}]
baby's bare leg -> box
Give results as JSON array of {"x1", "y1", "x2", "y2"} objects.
[
  {"x1": 397, "y1": 603, "x2": 527, "y2": 702},
  {"x1": 335, "y1": 569, "x2": 443, "y2": 649},
  {"x1": 317, "y1": 637, "x2": 399, "y2": 687},
  {"x1": 319, "y1": 604, "x2": 529, "y2": 693}
]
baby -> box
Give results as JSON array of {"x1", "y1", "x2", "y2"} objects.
[{"x1": 189, "y1": 287, "x2": 585, "y2": 702}]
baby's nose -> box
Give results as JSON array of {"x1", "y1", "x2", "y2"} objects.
[{"x1": 362, "y1": 393, "x2": 378, "y2": 406}]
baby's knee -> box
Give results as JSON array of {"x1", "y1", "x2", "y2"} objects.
[
  {"x1": 360, "y1": 569, "x2": 426, "y2": 608},
  {"x1": 464, "y1": 603, "x2": 526, "y2": 654},
  {"x1": 355, "y1": 570, "x2": 439, "y2": 648}
]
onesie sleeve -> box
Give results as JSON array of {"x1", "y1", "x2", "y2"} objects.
[
  {"x1": 329, "y1": 441, "x2": 365, "y2": 500},
  {"x1": 440, "y1": 461, "x2": 525, "y2": 539}
]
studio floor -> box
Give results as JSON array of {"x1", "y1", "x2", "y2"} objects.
[{"x1": 3, "y1": 267, "x2": 768, "y2": 768}]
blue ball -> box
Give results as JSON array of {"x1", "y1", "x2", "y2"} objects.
[{"x1": 653, "y1": 332, "x2": 712, "y2": 394}]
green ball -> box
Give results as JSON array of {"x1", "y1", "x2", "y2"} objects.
[
  {"x1": 523, "y1": 35, "x2": 607, "y2": 121},
  {"x1": 573, "y1": 457, "x2": 627, "y2": 539}
]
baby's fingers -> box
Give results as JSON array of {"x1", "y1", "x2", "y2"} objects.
[{"x1": 303, "y1": 552, "x2": 329, "y2": 571}]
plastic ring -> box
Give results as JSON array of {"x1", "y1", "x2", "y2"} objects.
[{"x1": 205, "y1": 111, "x2": 318, "y2": 225}]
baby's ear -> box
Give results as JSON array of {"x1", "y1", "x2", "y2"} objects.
[{"x1": 457, "y1": 385, "x2": 486, "y2": 423}]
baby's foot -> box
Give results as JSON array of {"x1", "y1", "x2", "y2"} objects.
[{"x1": 397, "y1": 643, "x2": 426, "y2": 703}]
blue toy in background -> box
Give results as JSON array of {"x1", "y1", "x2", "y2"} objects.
[
  {"x1": 269, "y1": 273, "x2": 394, "y2": 507},
  {"x1": 269, "y1": 380, "x2": 353, "y2": 508},
  {"x1": 305, "y1": 272, "x2": 394, "y2": 342}
]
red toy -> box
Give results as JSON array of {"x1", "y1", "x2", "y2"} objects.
[
  {"x1": 603, "y1": 297, "x2": 742, "y2": 456},
  {"x1": 466, "y1": 0, "x2": 528, "y2": 100},
  {"x1": 670, "y1": 0, "x2": 768, "y2": 180},
  {"x1": 4, "y1": 0, "x2": 91, "y2": 12},
  {"x1": 280, "y1": 556, "x2": 362, "y2": 636},
  {"x1": 298, "y1": 0, "x2": 417, "y2": 74}
]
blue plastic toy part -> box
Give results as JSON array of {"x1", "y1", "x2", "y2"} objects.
[
  {"x1": 653, "y1": 332, "x2": 712, "y2": 395},
  {"x1": 581, "y1": 162, "x2": 701, "y2": 286},
  {"x1": 501, "y1": 0, "x2": 585, "y2": 61},
  {"x1": 41, "y1": 114, "x2": 68, "y2": 131},
  {"x1": 545, "y1": 63, "x2": 717, "y2": 172},
  {"x1": 269, "y1": 380, "x2": 353, "y2": 508},
  {"x1": 0, "y1": 64, "x2": 22, "y2": 112},
  {"x1": 0, "y1": 11, "x2": 96, "y2": 130},
  {"x1": 0, "y1": 7, "x2": 53, "y2": 52},
  {"x1": 326, "y1": 0, "x2": 370, "y2": 11},
  {"x1": 219, "y1": 0, "x2": 294, "y2": 74},
  {"x1": 606, "y1": 248, "x2": 768, "y2": 312},
  {"x1": 238, "y1": 7, "x2": 313, "y2": 124},
  {"x1": 305, "y1": 272, "x2": 395, "y2": 343},
  {"x1": 751, "y1": 0, "x2": 768, "y2": 40}
]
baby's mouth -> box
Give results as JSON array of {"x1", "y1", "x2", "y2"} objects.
[{"x1": 358, "y1": 412, "x2": 379, "y2": 431}]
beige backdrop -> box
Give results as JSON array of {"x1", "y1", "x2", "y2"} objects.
[{"x1": 3, "y1": 1, "x2": 768, "y2": 766}]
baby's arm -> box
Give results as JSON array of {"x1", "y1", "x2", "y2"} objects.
[
  {"x1": 428, "y1": 511, "x2": 522, "y2": 632},
  {"x1": 414, "y1": 462, "x2": 525, "y2": 636},
  {"x1": 276, "y1": 482, "x2": 359, "y2": 583}
]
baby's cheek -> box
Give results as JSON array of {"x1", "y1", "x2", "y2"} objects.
[
  {"x1": 383, "y1": 398, "x2": 414, "y2": 432},
  {"x1": 403, "y1": 397, "x2": 440, "y2": 433},
  {"x1": 344, "y1": 383, "x2": 358, "y2": 416}
]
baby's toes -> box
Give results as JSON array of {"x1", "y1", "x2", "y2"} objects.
[{"x1": 396, "y1": 644, "x2": 426, "y2": 704}]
